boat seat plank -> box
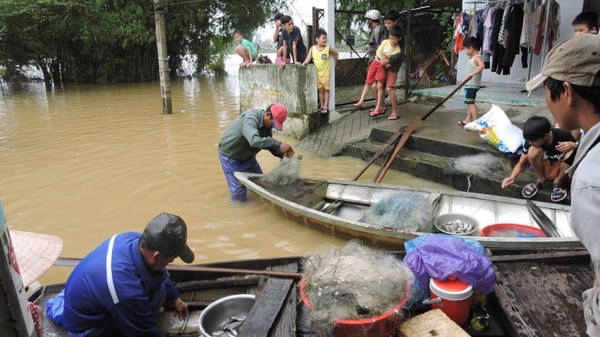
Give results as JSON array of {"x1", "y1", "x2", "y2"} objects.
[
  {"x1": 237, "y1": 262, "x2": 299, "y2": 337},
  {"x1": 494, "y1": 259, "x2": 592, "y2": 337},
  {"x1": 270, "y1": 276, "x2": 298, "y2": 337}
]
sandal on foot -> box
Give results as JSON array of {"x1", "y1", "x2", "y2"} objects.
[
  {"x1": 387, "y1": 114, "x2": 399, "y2": 120},
  {"x1": 369, "y1": 107, "x2": 386, "y2": 113},
  {"x1": 522, "y1": 181, "x2": 543, "y2": 199},
  {"x1": 550, "y1": 184, "x2": 568, "y2": 202},
  {"x1": 353, "y1": 103, "x2": 363, "y2": 108},
  {"x1": 457, "y1": 120, "x2": 467, "y2": 126},
  {"x1": 320, "y1": 108, "x2": 329, "y2": 114},
  {"x1": 369, "y1": 109, "x2": 384, "y2": 117}
]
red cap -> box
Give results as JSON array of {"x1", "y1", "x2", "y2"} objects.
[{"x1": 270, "y1": 103, "x2": 287, "y2": 131}]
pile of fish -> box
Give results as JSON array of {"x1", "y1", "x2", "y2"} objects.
[{"x1": 208, "y1": 315, "x2": 246, "y2": 337}]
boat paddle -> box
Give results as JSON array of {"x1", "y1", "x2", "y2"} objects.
[
  {"x1": 526, "y1": 200, "x2": 561, "y2": 237},
  {"x1": 54, "y1": 257, "x2": 304, "y2": 279},
  {"x1": 374, "y1": 77, "x2": 470, "y2": 183}
]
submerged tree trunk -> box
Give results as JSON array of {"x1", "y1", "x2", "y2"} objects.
[{"x1": 36, "y1": 59, "x2": 53, "y2": 91}]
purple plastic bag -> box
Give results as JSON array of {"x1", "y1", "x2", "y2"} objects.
[{"x1": 403, "y1": 234, "x2": 496, "y2": 294}]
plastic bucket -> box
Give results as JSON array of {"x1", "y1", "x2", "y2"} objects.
[
  {"x1": 300, "y1": 278, "x2": 411, "y2": 337},
  {"x1": 429, "y1": 277, "x2": 473, "y2": 325}
]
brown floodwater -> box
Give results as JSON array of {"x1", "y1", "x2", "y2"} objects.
[{"x1": 0, "y1": 74, "x2": 446, "y2": 284}]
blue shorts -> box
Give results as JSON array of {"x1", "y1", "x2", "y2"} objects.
[
  {"x1": 464, "y1": 87, "x2": 479, "y2": 105},
  {"x1": 218, "y1": 152, "x2": 262, "y2": 201}
]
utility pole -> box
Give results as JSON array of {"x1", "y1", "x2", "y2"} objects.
[{"x1": 153, "y1": 0, "x2": 172, "y2": 114}]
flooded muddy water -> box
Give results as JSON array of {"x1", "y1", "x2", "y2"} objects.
[{"x1": 0, "y1": 70, "x2": 447, "y2": 284}]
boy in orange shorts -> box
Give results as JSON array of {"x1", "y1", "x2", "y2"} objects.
[{"x1": 365, "y1": 26, "x2": 403, "y2": 119}]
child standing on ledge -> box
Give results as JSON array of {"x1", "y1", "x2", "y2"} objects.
[
  {"x1": 302, "y1": 29, "x2": 339, "y2": 114},
  {"x1": 458, "y1": 37, "x2": 484, "y2": 127}
]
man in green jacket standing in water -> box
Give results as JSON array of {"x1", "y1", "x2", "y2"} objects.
[{"x1": 218, "y1": 102, "x2": 294, "y2": 201}]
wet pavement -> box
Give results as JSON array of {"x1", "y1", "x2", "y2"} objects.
[{"x1": 297, "y1": 83, "x2": 563, "y2": 202}]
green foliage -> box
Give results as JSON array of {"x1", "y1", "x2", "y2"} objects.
[
  {"x1": 431, "y1": 6, "x2": 459, "y2": 52},
  {"x1": 0, "y1": 0, "x2": 286, "y2": 84}
]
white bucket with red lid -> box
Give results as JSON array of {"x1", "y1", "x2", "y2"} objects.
[{"x1": 429, "y1": 276, "x2": 473, "y2": 325}]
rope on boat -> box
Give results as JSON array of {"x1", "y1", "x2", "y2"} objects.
[{"x1": 466, "y1": 173, "x2": 472, "y2": 193}]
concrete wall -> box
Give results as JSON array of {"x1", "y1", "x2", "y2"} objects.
[
  {"x1": 457, "y1": 0, "x2": 585, "y2": 86},
  {"x1": 239, "y1": 64, "x2": 318, "y2": 139}
]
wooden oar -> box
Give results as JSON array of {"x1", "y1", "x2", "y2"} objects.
[
  {"x1": 323, "y1": 125, "x2": 409, "y2": 214},
  {"x1": 352, "y1": 125, "x2": 407, "y2": 181},
  {"x1": 54, "y1": 257, "x2": 303, "y2": 279},
  {"x1": 374, "y1": 78, "x2": 470, "y2": 183},
  {"x1": 526, "y1": 200, "x2": 560, "y2": 237}
]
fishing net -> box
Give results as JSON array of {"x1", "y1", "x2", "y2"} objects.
[
  {"x1": 362, "y1": 191, "x2": 433, "y2": 231},
  {"x1": 301, "y1": 241, "x2": 415, "y2": 337},
  {"x1": 260, "y1": 155, "x2": 302, "y2": 185},
  {"x1": 445, "y1": 153, "x2": 509, "y2": 178}
]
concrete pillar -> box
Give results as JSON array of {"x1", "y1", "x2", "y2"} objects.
[{"x1": 239, "y1": 64, "x2": 318, "y2": 139}]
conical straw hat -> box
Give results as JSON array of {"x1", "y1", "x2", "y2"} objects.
[{"x1": 10, "y1": 230, "x2": 63, "y2": 287}]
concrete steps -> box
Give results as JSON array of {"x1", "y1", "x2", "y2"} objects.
[{"x1": 343, "y1": 127, "x2": 560, "y2": 202}]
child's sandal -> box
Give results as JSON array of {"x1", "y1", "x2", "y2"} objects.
[{"x1": 522, "y1": 181, "x2": 543, "y2": 199}]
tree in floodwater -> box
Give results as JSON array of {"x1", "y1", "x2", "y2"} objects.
[{"x1": 0, "y1": 0, "x2": 286, "y2": 86}]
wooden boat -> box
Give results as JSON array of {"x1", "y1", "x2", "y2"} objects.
[
  {"x1": 29, "y1": 249, "x2": 592, "y2": 337},
  {"x1": 235, "y1": 172, "x2": 580, "y2": 250}
]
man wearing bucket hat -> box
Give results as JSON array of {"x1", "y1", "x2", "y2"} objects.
[
  {"x1": 218, "y1": 102, "x2": 294, "y2": 201},
  {"x1": 526, "y1": 33, "x2": 600, "y2": 336},
  {"x1": 59, "y1": 212, "x2": 194, "y2": 337}
]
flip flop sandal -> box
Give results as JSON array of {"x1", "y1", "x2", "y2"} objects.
[
  {"x1": 369, "y1": 107, "x2": 387, "y2": 113},
  {"x1": 550, "y1": 184, "x2": 568, "y2": 203},
  {"x1": 457, "y1": 120, "x2": 467, "y2": 126},
  {"x1": 369, "y1": 109, "x2": 384, "y2": 117},
  {"x1": 387, "y1": 114, "x2": 399, "y2": 120},
  {"x1": 522, "y1": 181, "x2": 543, "y2": 199}
]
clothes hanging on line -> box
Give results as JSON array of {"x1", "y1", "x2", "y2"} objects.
[
  {"x1": 533, "y1": 0, "x2": 561, "y2": 55},
  {"x1": 456, "y1": 0, "x2": 557, "y2": 76}
]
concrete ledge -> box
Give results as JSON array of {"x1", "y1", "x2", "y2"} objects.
[
  {"x1": 239, "y1": 64, "x2": 318, "y2": 139},
  {"x1": 344, "y1": 128, "x2": 567, "y2": 203}
]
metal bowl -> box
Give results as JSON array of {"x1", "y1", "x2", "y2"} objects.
[
  {"x1": 434, "y1": 213, "x2": 479, "y2": 236},
  {"x1": 198, "y1": 294, "x2": 256, "y2": 337}
]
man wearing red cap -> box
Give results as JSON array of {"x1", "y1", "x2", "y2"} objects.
[{"x1": 218, "y1": 103, "x2": 294, "y2": 201}]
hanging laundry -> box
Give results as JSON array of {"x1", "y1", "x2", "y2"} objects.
[
  {"x1": 454, "y1": 12, "x2": 466, "y2": 54},
  {"x1": 501, "y1": 1, "x2": 525, "y2": 71},
  {"x1": 533, "y1": 0, "x2": 561, "y2": 55}
]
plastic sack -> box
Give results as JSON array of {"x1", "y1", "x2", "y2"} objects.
[
  {"x1": 403, "y1": 234, "x2": 496, "y2": 295},
  {"x1": 464, "y1": 104, "x2": 524, "y2": 153},
  {"x1": 45, "y1": 288, "x2": 65, "y2": 325},
  {"x1": 464, "y1": 104, "x2": 511, "y2": 132},
  {"x1": 480, "y1": 123, "x2": 524, "y2": 153}
]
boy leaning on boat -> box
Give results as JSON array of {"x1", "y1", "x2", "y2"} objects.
[
  {"x1": 526, "y1": 33, "x2": 600, "y2": 336},
  {"x1": 501, "y1": 115, "x2": 578, "y2": 203}
]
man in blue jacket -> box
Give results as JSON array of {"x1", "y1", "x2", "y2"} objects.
[
  {"x1": 218, "y1": 102, "x2": 294, "y2": 201},
  {"x1": 62, "y1": 212, "x2": 194, "y2": 337}
]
